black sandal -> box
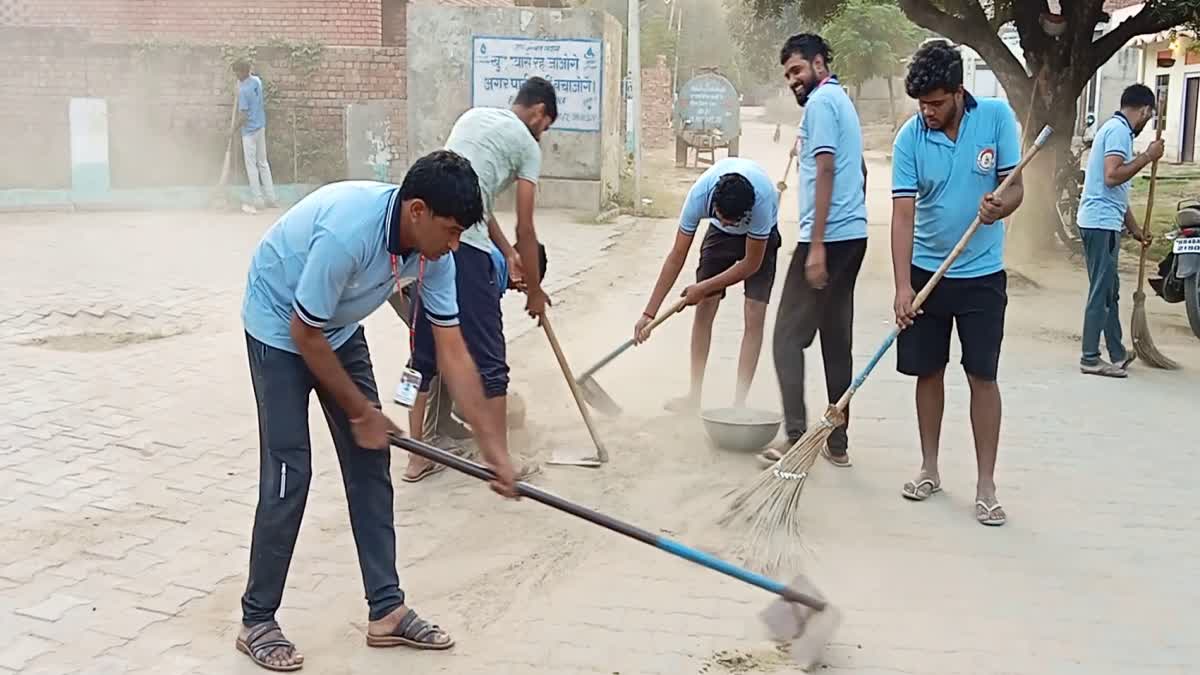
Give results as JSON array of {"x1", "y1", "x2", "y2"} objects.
[
  {"x1": 365, "y1": 608, "x2": 455, "y2": 650},
  {"x1": 236, "y1": 621, "x2": 303, "y2": 672}
]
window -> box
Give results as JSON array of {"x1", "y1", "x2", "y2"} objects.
[{"x1": 1156, "y1": 74, "x2": 1170, "y2": 130}]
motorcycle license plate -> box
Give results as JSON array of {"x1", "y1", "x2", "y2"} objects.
[{"x1": 1173, "y1": 237, "x2": 1200, "y2": 254}]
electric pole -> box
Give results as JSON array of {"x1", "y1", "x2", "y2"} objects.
[{"x1": 628, "y1": 0, "x2": 641, "y2": 209}]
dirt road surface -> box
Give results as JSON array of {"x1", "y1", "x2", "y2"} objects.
[{"x1": 1, "y1": 111, "x2": 1198, "y2": 675}]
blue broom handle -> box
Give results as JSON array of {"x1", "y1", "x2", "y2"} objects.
[{"x1": 389, "y1": 434, "x2": 827, "y2": 611}]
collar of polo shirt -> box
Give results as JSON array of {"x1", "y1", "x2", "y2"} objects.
[
  {"x1": 1112, "y1": 110, "x2": 1134, "y2": 135},
  {"x1": 384, "y1": 189, "x2": 416, "y2": 258}
]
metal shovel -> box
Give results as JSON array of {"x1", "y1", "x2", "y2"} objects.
[{"x1": 541, "y1": 313, "x2": 609, "y2": 468}]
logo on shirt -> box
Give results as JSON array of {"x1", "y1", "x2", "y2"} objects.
[{"x1": 976, "y1": 147, "x2": 996, "y2": 172}]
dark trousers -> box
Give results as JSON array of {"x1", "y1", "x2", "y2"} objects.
[
  {"x1": 241, "y1": 328, "x2": 405, "y2": 625},
  {"x1": 1079, "y1": 228, "x2": 1128, "y2": 365},
  {"x1": 773, "y1": 239, "x2": 867, "y2": 451}
]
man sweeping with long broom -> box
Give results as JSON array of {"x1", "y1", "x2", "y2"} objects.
[
  {"x1": 725, "y1": 43, "x2": 1051, "y2": 573},
  {"x1": 890, "y1": 40, "x2": 1023, "y2": 526},
  {"x1": 1076, "y1": 83, "x2": 1160, "y2": 378}
]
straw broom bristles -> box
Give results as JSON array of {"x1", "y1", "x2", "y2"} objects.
[
  {"x1": 1132, "y1": 290, "x2": 1179, "y2": 369},
  {"x1": 721, "y1": 408, "x2": 844, "y2": 575}
]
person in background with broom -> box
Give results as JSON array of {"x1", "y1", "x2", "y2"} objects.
[
  {"x1": 1075, "y1": 83, "x2": 1161, "y2": 378},
  {"x1": 890, "y1": 40, "x2": 1022, "y2": 527},
  {"x1": 756, "y1": 32, "x2": 868, "y2": 469},
  {"x1": 633, "y1": 157, "x2": 783, "y2": 412},
  {"x1": 232, "y1": 59, "x2": 278, "y2": 214}
]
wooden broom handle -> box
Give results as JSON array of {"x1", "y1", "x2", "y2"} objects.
[{"x1": 1136, "y1": 102, "x2": 1165, "y2": 293}]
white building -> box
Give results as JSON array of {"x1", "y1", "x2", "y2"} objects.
[{"x1": 1131, "y1": 26, "x2": 1200, "y2": 162}]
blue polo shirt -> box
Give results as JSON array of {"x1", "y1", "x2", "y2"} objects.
[
  {"x1": 892, "y1": 93, "x2": 1021, "y2": 278},
  {"x1": 237, "y1": 74, "x2": 267, "y2": 136},
  {"x1": 1078, "y1": 112, "x2": 1135, "y2": 231},
  {"x1": 242, "y1": 180, "x2": 459, "y2": 354},
  {"x1": 796, "y1": 75, "x2": 867, "y2": 243},
  {"x1": 679, "y1": 158, "x2": 778, "y2": 240}
]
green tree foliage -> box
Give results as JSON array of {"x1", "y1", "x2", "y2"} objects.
[
  {"x1": 822, "y1": 0, "x2": 923, "y2": 92},
  {"x1": 724, "y1": 1, "x2": 808, "y2": 88}
]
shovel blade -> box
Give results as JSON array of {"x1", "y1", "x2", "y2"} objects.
[
  {"x1": 759, "y1": 575, "x2": 838, "y2": 671},
  {"x1": 577, "y1": 377, "x2": 622, "y2": 416},
  {"x1": 788, "y1": 603, "x2": 841, "y2": 672},
  {"x1": 546, "y1": 448, "x2": 603, "y2": 468}
]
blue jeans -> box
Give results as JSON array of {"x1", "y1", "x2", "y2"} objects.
[
  {"x1": 1080, "y1": 228, "x2": 1127, "y2": 365},
  {"x1": 240, "y1": 327, "x2": 405, "y2": 625}
]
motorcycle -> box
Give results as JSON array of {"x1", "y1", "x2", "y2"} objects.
[{"x1": 1148, "y1": 198, "x2": 1200, "y2": 339}]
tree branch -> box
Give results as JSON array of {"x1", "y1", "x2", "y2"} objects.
[
  {"x1": 1090, "y1": 2, "x2": 1184, "y2": 74},
  {"x1": 898, "y1": 0, "x2": 1030, "y2": 99}
]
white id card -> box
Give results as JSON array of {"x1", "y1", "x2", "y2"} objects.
[{"x1": 394, "y1": 368, "x2": 423, "y2": 408}]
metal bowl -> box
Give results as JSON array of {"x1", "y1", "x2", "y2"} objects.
[{"x1": 700, "y1": 407, "x2": 782, "y2": 453}]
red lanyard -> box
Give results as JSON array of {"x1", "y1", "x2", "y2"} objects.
[{"x1": 391, "y1": 254, "x2": 425, "y2": 351}]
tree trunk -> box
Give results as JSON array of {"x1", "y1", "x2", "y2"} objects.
[{"x1": 1006, "y1": 93, "x2": 1080, "y2": 263}]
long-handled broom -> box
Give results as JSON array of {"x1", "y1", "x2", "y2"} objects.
[
  {"x1": 721, "y1": 125, "x2": 1055, "y2": 574},
  {"x1": 390, "y1": 432, "x2": 842, "y2": 671},
  {"x1": 1131, "y1": 100, "x2": 1180, "y2": 369}
]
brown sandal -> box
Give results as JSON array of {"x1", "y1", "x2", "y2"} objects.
[
  {"x1": 236, "y1": 621, "x2": 304, "y2": 672},
  {"x1": 366, "y1": 608, "x2": 455, "y2": 650}
]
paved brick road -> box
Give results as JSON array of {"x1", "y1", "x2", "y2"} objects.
[{"x1": 2, "y1": 159, "x2": 1198, "y2": 674}]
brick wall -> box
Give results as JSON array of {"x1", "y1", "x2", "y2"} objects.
[
  {"x1": 0, "y1": 0, "x2": 384, "y2": 46},
  {"x1": 642, "y1": 55, "x2": 674, "y2": 148},
  {"x1": 0, "y1": 27, "x2": 406, "y2": 189}
]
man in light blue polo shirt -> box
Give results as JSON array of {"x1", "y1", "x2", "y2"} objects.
[
  {"x1": 890, "y1": 40, "x2": 1023, "y2": 527},
  {"x1": 235, "y1": 150, "x2": 518, "y2": 671},
  {"x1": 634, "y1": 157, "x2": 782, "y2": 412},
  {"x1": 1076, "y1": 83, "x2": 1160, "y2": 377},
  {"x1": 232, "y1": 59, "x2": 277, "y2": 213},
  {"x1": 758, "y1": 32, "x2": 868, "y2": 468}
]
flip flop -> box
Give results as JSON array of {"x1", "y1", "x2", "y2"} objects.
[
  {"x1": 821, "y1": 446, "x2": 852, "y2": 468},
  {"x1": 756, "y1": 447, "x2": 784, "y2": 467},
  {"x1": 975, "y1": 499, "x2": 1007, "y2": 526},
  {"x1": 401, "y1": 462, "x2": 446, "y2": 483},
  {"x1": 901, "y1": 476, "x2": 941, "y2": 501}
]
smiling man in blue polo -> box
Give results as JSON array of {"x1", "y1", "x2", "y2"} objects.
[
  {"x1": 236, "y1": 150, "x2": 518, "y2": 671},
  {"x1": 633, "y1": 157, "x2": 782, "y2": 412},
  {"x1": 758, "y1": 32, "x2": 868, "y2": 469},
  {"x1": 890, "y1": 40, "x2": 1023, "y2": 527}
]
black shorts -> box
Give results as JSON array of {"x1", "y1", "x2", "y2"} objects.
[
  {"x1": 410, "y1": 245, "x2": 508, "y2": 398},
  {"x1": 896, "y1": 266, "x2": 1007, "y2": 381},
  {"x1": 696, "y1": 225, "x2": 782, "y2": 303}
]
